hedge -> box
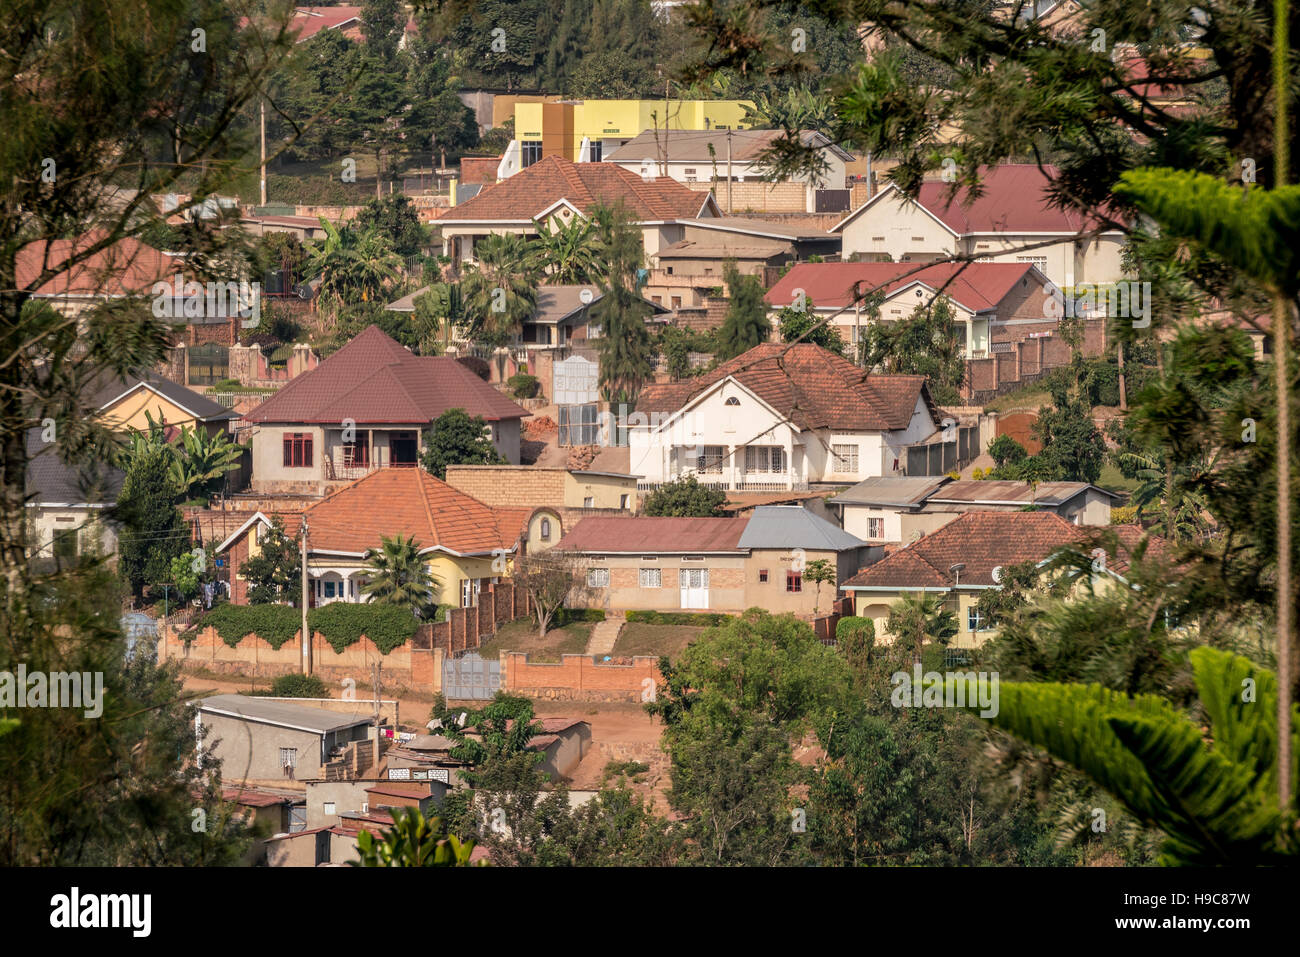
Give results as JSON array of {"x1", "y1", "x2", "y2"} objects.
[
  {"x1": 307, "y1": 602, "x2": 419, "y2": 655},
  {"x1": 196, "y1": 603, "x2": 302, "y2": 649},
  {"x1": 624, "y1": 610, "x2": 731, "y2": 627},
  {"x1": 555, "y1": 607, "x2": 606, "y2": 626}
]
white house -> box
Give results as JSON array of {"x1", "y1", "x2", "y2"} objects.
[
  {"x1": 630, "y1": 342, "x2": 940, "y2": 491},
  {"x1": 831, "y1": 164, "x2": 1127, "y2": 289}
]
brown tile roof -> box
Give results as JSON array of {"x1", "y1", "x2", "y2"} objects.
[
  {"x1": 245, "y1": 325, "x2": 527, "y2": 424},
  {"x1": 765, "y1": 261, "x2": 1039, "y2": 314},
  {"x1": 636, "y1": 342, "x2": 938, "y2": 432},
  {"x1": 222, "y1": 787, "x2": 292, "y2": 808},
  {"x1": 16, "y1": 232, "x2": 185, "y2": 298},
  {"x1": 555, "y1": 516, "x2": 750, "y2": 553},
  {"x1": 841, "y1": 511, "x2": 1083, "y2": 588},
  {"x1": 302, "y1": 467, "x2": 531, "y2": 557},
  {"x1": 438, "y1": 156, "x2": 713, "y2": 223}
]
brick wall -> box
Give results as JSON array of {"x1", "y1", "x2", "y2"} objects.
[
  {"x1": 686, "y1": 180, "x2": 807, "y2": 213},
  {"x1": 503, "y1": 653, "x2": 662, "y2": 703},
  {"x1": 444, "y1": 466, "x2": 566, "y2": 509}
]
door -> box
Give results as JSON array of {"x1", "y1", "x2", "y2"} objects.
[
  {"x1": 679, "y1": 567, "x2": 709, "y2": 609},
  {"x1": 390, "y1": 431, "x2": 418, "y2": 466}
]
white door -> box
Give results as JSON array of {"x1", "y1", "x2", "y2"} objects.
[{"x1": 679, "y1": 568, "x2": 709, "y2": 609}]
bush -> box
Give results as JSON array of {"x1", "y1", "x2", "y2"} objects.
[
  {"x1": 987, "y1": 435, "x2": 1028, "y2": 467},
  {"x1": 307, "y1": 602, "x2": 420, "y2": 655},
  {"x1": 457, "y1": 356, "x2": 491, "y2": 381},
  {"x1": 507, "y1": 373, "x2": 540, "y2": 399},
  {"x1": 624, "y1": 610, "x2": 731, "y2": 627},
  {"x1": 268, "y1": 673, "x2": 329, "y2": 698},
  {"x1": 554, "y1": 607, "x2": 606, "y2": 626},
  {"x1": 835, "y1": 615, "x2": 875, "y2": 645},
  {"x1": 1110, "y1": 504, "x2": 1139, "y2": 525}
]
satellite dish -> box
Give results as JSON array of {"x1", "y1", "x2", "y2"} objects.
[
  {"x1": 991, "y1": 565, "x2": 1003, "y2": 583},
  {"x1": 579, "y1": 288, "x2": 594, "y2": 305},
  {"x1": 907, "y1": 530, "x2": 924, "y2": 545}
]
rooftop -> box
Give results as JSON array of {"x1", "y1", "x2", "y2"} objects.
[
  {"x1": 605, "y1": 128, "x2": 854, "y2": 165},
  {"x1": 25, "y1": 429, "x2": 124, "y2": 507},
  {"x1": 737, "y1": 505, "x2": 867, "y2": 551},
  {"x1": 198, "y1": 694, "x2": 374, "y2": 734},
  {"x1": 556, "y1": 516, "x2": 750, "y2": 553},
  {"x1": 764, "y1": 261, "x2": 1042, "y2": 314},
  {"x1": 927, "y1": 480, "x2": 1120, "y2": 506},
  {"x1": 827, "y1": 476, "x2": 953, "y2": 508}
]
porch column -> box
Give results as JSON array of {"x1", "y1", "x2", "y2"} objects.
[{"x1": 726, "y1": 444, "x2": 738, "y2": 490}]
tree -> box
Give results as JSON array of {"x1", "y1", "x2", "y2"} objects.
[
  {"x1": 116, "y1": 442, "x2": 189, "y2": 599},
  {"x1": 884, "y1": 591, "x2": 957, "y2": 659},
  {"x1": 420, "y1": 408, "x2": 507, "y2": 479},
  {"x1": 241, "y1": 517, "x2": 302, "y2": 606},
  {"x1": 590, "y1": 206, "x2": 656, "y2": 405},
  {"x1": 834, "y1": 615, "x2": 875, "y2": 681},
  {"x1": 1033, "y1": 401, "x2": 1107, "y2": 485},
  {"x1": 361, "y1": 0, "x2": 407, "y2": 62},
  {"x1": 987, "y1": 435, "x2": 1028, "y2": 468},
  {"x1": 169, "y1": 425, "x2": 245, "y2": 504},
  {"x1": 715, "y1": 262, "x2": 771, "y2": 361},
  {"x1": 777, "y1": 299, "x2": 846, "y2": 356},
  {"x1": 530, "y1": 212, "x2": 605, "y2": 284},
  {"x1": 458, "y1": 233, "x2": 540, "y2": 377},
  {"x1": 355, "y1": 195, "x2": 430, "y2": 260},
  {"x1": 306, "y1": 220, "x2": 403, "y2": 315},
  {"x1": 860, "y1": 297, "x2": 966, "y2": 405},
  {"x1": 361, "y1": 534, "x2": 440, "y2": 617},
  {"x1": 412, "y1": 283, "x2": 463, "y2": 354},
  {"x1": 353, "y1": 807, "x2": 478, "y2": 866},
  {"x1": 803, "y1": 557, "x2": 837, "y2": 615},
  {"x1": 641, "y1": 475, "x2": 728, "y2": 517},
  {"x1": 512, "y1": 551, "x2": 591, "y2": 638}
]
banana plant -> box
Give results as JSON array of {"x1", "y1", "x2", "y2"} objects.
[
  {"x1": 352, "y1": 807, "x2": 477, "y2": 867},
  {"x1": 970, "y1": 647, "x2": 1299, "y2": 865},
  {"x1": 169, "y1": 425, "x2": 243, "y2": 504}
]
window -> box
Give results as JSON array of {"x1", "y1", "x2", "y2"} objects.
[
  {"x1": 323, "y1": 580, "x2": 336, "y2": 598},
  {"x1": 324, "y1": 802, "x2": 336, "y2": 816},
  {"x1": 831, "y1": 444, "x2": 859, "y2": 473},
  {"x1": 619, "y1": 494, "x2": 629, "y2": 509},
  {"x1": 540, "y1": 518, "x2": 552, "y2": 541},
  {"x1": 725, "y1": 396, "x2": 740, "y2": 406},
  {"x1": 968, "y1": 607, "x2": 987, "y2": 632},
  {"x1": 588, "y1": 141, "x2": 603, "y2": 162},
  {"x1": 744, "y1": 445, "x2": 786, "y2": 474},
  {"x1": 283, "y1": 432, "x2": 313, "y2": 468},
  {"x1": 786, "y1": 571, "x2": 802, "y2": 592},
  {"x1": 588, "y1": 567, "x2": 610, "y2": 588},
  {"x1": 697, "y1": 445, "x2": 725, "y2": 473},
  {"x1": 461, "y1": 578, "x2": 474, "y2": 608},
  {"x1": 758, "y1": 569, "x2": 769, "y2": 583},
  {"x1": 342, "y1": 430, "x2": 370, "y2": 468},
  {"x1": 53, "y1": 527, "x2": 79, "y2": 564},
  {"x1": 639, "y1": 568, "x2": 662, "y2": 588},
  {"x1": 1016, "y1": 255, "x2": 1048, "y2": 269},
  {"x1": 583, "y1": 496, "x2": 595, "y2": 507},
  {"x1": 867, "y1": 517, "x2": 884, "y2": 539},
  {"x1": 279, "y1": 747, "x2": 297, "y2": 769},
  {"x1": 670, "y1": 296, "x2": 682, "y2": 309},
  {"x1": 521, "y1": 140, "x2": 543, "y2": 167}
]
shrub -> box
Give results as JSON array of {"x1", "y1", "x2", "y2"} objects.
[
  {"x1": 987, "y1": 435, "x2": 1028, "y2": 467},
  {"x1": 307, "y1": 602, "x2": 420, "y2": 655},
  {"x1": 456, "y1": 356, "x2": 491, "y2": 381},
  {"x1": 624, "y1": 610, "x2": 731, "y2": 627},
  {"x1": 554, "y1": 607, "x2": 606, "y2": 626},
  {"x1": 1110, "y1": 504, "x2": 1139, "y2": 525},
  {"x1": 507, "y1": 373, "x2": 540, "y2": 399},
  {"x1": 269, "y1": 673, "x2": 329, "y2": 698},
  {"x1": 835, "y1": 615, "x2": 875, "y2": 645},
  {"x1": 197, "y1": 603, "x2": 302, "y2": 649}
]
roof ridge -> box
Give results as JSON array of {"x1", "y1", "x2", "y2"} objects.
[{"x1": 416, "y1": 469, "x2": 443, "y2": 547}]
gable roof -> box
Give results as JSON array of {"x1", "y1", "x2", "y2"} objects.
[
  {"x1": 301, "y1": 467, "x2": 533, "y2": 557},
  {"x1": 93, "y1": 371, "x2": 238, "y2": 423},
  {"x1": 833, "y1": 164, "x2": 1117, "y2": 236},
  {"x1": 828, "y1": 475, "x2": 953, "y2": 508},
  {"x1": 636, "y1": 342, "x2": 940, "y2": 432},
  {"x1": 555, "y1": 516, "x2": 750, "y2": 553},
  {"x1": 737, "y1": 506, "x2": 866, "y2": 551},
  {"x1": 16, "y1": 233, "x2": 185, "y2": 298},
  {"x1": 245, "y1": 325, "x2": 527, "y2": 424},
  {"x1": 25, "y1": 429, "x2": 125, "y2": 507},
  {"x1": 438, "y1": 156, "x2": 716, "y2": 224},
  {"x1": 764, "y1": 261, "x2": 1041, "y2": 314},
  {"x1": 841, "y1": 511, "x2": 1084, "y2": 589},
  {"x1": 605, "y1": 128, "x2": 855, "y2": 165}
]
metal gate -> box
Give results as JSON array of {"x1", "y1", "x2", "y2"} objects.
[{"x1": 442, "y1": 652, "x2": 501, "y2": 700}]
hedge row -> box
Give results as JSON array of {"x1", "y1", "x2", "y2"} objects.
[
  {"x1": 624, "y1": 610, "x2": 731, "y2": 627},
  {"x1": 188, "y1": 602, "x2": 418, "y2": 655}
]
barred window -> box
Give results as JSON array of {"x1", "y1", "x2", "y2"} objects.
[
  {"x1": 639, "y1": 568, "x2": 662, "y2": 588},
  {"x1": 831, "y1": 444, "x2": 858, "y2": 473},
  {"x1": 283, "y1": 433, "x2": 313, "y2": 468},
  {"x1": 587, "y1": 567, "x2": 610, "y2": 588}
]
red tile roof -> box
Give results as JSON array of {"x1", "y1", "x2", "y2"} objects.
[
  {"x1": 438, "y1": 156, "x2": 714, "y2": 223},
  {"x1": 303, "y1": 467, "x2": 532, "y2": 556},
  {"x1": 290, "y1": 6, "x2": 363, "y2": 41},
  {"x1": 765, "y1": 261, "x2": 1040, "y2": 314},
  {"x1": 555, "y1": 516, "x2": 750, "y2": 553},
  {"x1": 16, "y1": 233, "x2": 185, "y2": 298},
  {"x1": 636, "y1": 342, "x2": 938, "y2": 432},
  {"x1": 245, "y1": 325, "x2": 527, "y2": 424}
]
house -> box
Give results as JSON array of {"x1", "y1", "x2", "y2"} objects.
[
  {"x1": 461, "y1": 717, "x2": 593, "y2": 780},
  {"x1": 764, "y1": 261, "x2": 1059, "y2": 360},
  {"x1": 831, "y1": 164, "x2": 1126, "y2": 288},
  {"x1": 629, "y1": 342, "x2": 941, "y2": 491},
  {"x1": 646, "y1": 217, "x2": 841, "y2": 310},
  {"x1": 196, "y1": 694, "x2": 375, "y2": 782},
  {"x1": 435, "y1": 156, "x2": 720, "y2": 266},
  {"x1": 214, "y1": 467, "x2": 545, "y2": 609},
  {"x1": 444, "y1": 464, "x2": 640, "y2": 543},
  {"x1": 305, "y1": 780, "x2": 445, "y2": 831},
  {"x1": 829, "y1": 476, "x2": 1119, "y2": 544},
  {"x1": 838, "y1": 511, "x2": 1159, "y2": 648},
  {"x1": 523, "y1": 285, "x2": 668, "y2": 350},
  {"x1": 243, "y1": 325, "x2": 528, "y2": 494},
  {"x1": 605, "y1": 129, "x2": 855, "y2": 211},
  {"x1": 92, "y1": 371, "x2": 239, "y2": 438},
  {"x1": 501, "y1": 98, "x2": 755, "y2": 176},
  {"x1": 555, "y1": 506, "x2": 870, "y2": 615},
  {"x1": 25, "y1": 429, "x2": 124, "y2": 569},
  {"x1": 15, "y1": 232, "x2": 184, "y2": 322},
  {"x1": 239, "y1": 213, "x2": 331, "y2": 242}
]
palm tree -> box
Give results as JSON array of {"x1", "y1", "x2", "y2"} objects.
[
  {"x1": 530, "y1": 214, "x2": 606, "y2": 284},
  {"x1": 360, "y1": 534, "x2": 440, "y2": 618},
  {"x1": 305, "y1": 220, "x2": 402, "y2": 318},
  {"x1": 169, "y1": 425, "x2": 244, "y2": 504},
  {"x1": 1117, "y1": 450, "x2": 1212, "y2": 542},
  {"x1": 885, "y1": 591, "x2": 958, "y2": 660},
  {"x1": 459, "y1": 233, "x2": 540, "y2": 378}
]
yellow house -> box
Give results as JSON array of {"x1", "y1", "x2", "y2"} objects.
[
  {"x1": 215, "y1": 469, "x2": 559, "y2": 611},
  {"x1": 95, "y1": 373, "x2": 238, "y2": 438},
  {"x1": 505, "y1": 98, "x2": 754, "y2": 173},
  {"x1": 840, "y1": 511, "x2": 1157, "y2": 649}
]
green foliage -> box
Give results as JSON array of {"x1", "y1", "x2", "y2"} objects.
[
  {"x1": 420, "y1": 407, "x2": 507, "y2": 479},
  {"x1": 353, "y1": 807, "x2": 477, "y2": 867},
  {"x1": 591, "y1": 204, "x2": 656, "y2": 405},
  {"x1": 714, "y1": 261, "x2": 771, "y2": 361},
  {"x1": 987, "y1": 435, "x2": 1027, "y2": 468},
  {"x1": 458, "y1": 233, "x2": 540, "y2": 355},
  {"x1": 641, "y1": 475, "x2": 728, "y2": 517},
  {"x1": 198, "y1": 603, "x2": 302, "y2": 650},
  {"x1": 834, "y1": 615, "x2": 875, "y2": 679},
  {"x1": 974, "y1": 648, "x2": 1299, "y2": 865},
  {"x1": 624, "y1": 610, "x2": 731, "y2": 626},
  {"x1": 530, "y1": 212, "x2": 606, "y2": 284},
  {"x1": 860, "y1": 296, "x2": 965, "y2": 405},
  {"x1": 307, "y1": 601, "x2": 420, "y2": 655},
  {"x1": 553, "y1": 607, "x2": 607, "y2": 625},
  {"x1": 885, "y1": 591, "x2": 957, "y2": 655},
  {"x1": 116, "y1": 441, "x2": 188, "y2": 598},
  {"x1": 776, "y1": 299, "x2": 846, "y2": 356},
  {"x1": 268, "y1": 673, "x2": 329, "y2": 698},
  {"x1": 306, "y1": 220, "x2": 404, "y2": 313},
  {"x1": 168, "y1": 552, "x2": 201, "y2": 602},
  {"x1": 361, "y1": 534, "x2": 441, "y2": 619},
  {"x1": 507, "y1": 372, "x2": 540, "y2": 399},
  {"x1": 241, "y1": 517, "x2": 302, "y2": 606},
  {"x1": 168, "y1": 425, "x2": 245, "y2": 504},
  {"x1": 355, "y1": 195, "x2": 430, "y2": 259}
]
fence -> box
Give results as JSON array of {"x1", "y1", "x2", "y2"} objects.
[
  {"x1": 904, "y1": 425, "x2": 979, "y2": 476},
  {"x1": 811, "y1": 596, "x2": 854, "y2": 646}
]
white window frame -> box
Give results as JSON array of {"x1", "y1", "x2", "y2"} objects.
[
  {"x1": 588, "y1": 567, "x2": 610, "y2": 588},
  {"x1": 968, "y1": 607, "x2": 987, "y2": 632},
  {"x1": 697, "y1": 445, "x2": 725, "y2": 474},
  {"x1": 639, "y1": 568, "x2": 662, "y2": 588},
  {"x1": 832, "y1": 444, "x2": 859, "y2": 474}
]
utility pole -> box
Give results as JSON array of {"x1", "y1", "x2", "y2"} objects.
[
  {"x1": 373, "y1": 660, "x2": 383, "y2": 776},
  {"x1": 726, "y1": 128, "x2": 733, "y2": 215},
  {"x1": 1117, "y1": 339, "x2": 1127, "y2": 411},
  {"x1": 300, "y1": 516, "x2": 311, "y2": 675},
  {"x1": 259, "y1": 97, "x2": 267, "y2": 208}
]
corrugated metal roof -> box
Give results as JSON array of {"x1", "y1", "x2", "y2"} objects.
[
  {"x1": 827, "y1": 476, "x2": 952, "y2": 507},
  {"x1": 737, "y1": 505, "x2": 866, "y2": 551},
  {"x1": 198, "y1": 694, "x2": 374, "y2": 734}
]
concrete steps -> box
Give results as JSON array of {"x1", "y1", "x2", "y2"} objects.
[{"x1": 585, "y1": 613, "x2": 625, "y2": 656}]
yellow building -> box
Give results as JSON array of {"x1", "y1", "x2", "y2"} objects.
[
  {"x1": 95, "y1": 373, "x2": 238, "y2": 439},
  {"x1": 508, "y1": 98, "x2": 754, "y2": 171}
]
